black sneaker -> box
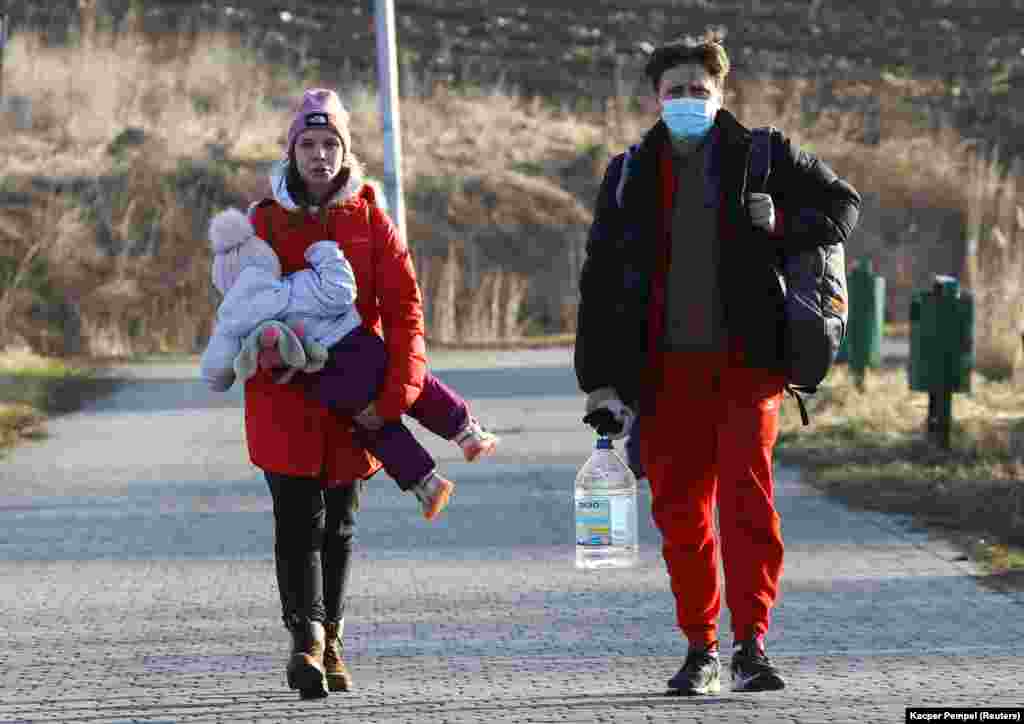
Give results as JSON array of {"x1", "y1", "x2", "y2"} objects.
[
  {"x1": 666, "y1": 643, "x2": 721, "y2": 695},
  {"x1": 730, "y1": 639, "x2": 785, "y2": 692}
]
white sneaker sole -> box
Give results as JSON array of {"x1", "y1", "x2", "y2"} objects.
[
  {"x1": 732, "y1": 671, "x2": 785, "y2": 692},
  {"x1": 667, "y1": 678, "x2": 721, "y2": 696}
]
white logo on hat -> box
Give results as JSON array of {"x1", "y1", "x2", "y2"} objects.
[{"x1": 306, "y1": 112, "x2": 329, "y2": 126}]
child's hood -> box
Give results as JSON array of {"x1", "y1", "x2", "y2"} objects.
[{"x1": 209, "y1": 207, "x2": 256, "y2": 255}]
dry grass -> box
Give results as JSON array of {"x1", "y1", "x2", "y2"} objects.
[
  {"x1": 963, "y1": 152, "x2": 1024, "y2": 380},
  {"x1": 1, "y1": 30, "x2": 280, "y2": 164},
  {"x1": 0, "y1": 401, "x2": 45, "y2": 449},
  {"x1": 0, "y1": 349, "x2": 75, "y2": 450},
  {"x1": 779, "y1": 364, "x2": 1024, "y2": 565},
  {"x1": 0, "y1": 29, "x2": 612, "y2": 352},
  {"x1": 0, "y1": 30, "x2": 288, "y2": 357},
  {"x1": 1, "y1": 26, "x2": 1024, "y2": 361},
  {"x1": 2, "y1": 27, "x2": 1024, "y2": 574},
  {"x1": 0, "y1": 347, "x2": 71, "y2": 374},
  {"x1": 354, "y1": 85, "x2": 609, "y2": 181},
  {"x1": 0, "y1": 348, "x2": 122, "y2": 451}
]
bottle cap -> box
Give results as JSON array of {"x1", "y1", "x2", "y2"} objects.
[{"x1": 595, "y1": 437, "x2": 612, "y2": 450}]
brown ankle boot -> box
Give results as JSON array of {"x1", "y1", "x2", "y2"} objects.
[
  {"x1": 286, "y1": 619, "x2": 328, "y2": 699},
  {"x1": 323, "y1": 620, "x2": 353, "y2": 691}
]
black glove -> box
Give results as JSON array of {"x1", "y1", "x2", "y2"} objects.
[
  {"x1": 583, "y1": 391, "x2": 634, "y2": 440},
  {"x1": 582, "y1": 408, "x2": 625, "y2": 437}
]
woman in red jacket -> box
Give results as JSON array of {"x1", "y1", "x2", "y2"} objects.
[{"x1": 242, "y1": 88, "x2": 432, "y2": 699}]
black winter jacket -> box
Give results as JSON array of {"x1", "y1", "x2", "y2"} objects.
[{"x1": 574, "y1": 110, "x2": 861, "y2": 411}]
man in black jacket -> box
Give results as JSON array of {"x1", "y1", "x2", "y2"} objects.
[{"x1": 575, "y1": 36, "x2": 860, "y2": 695}]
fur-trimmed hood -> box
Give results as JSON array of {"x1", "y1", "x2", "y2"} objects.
[{"x1": 269, "y1": 159, "x2": 365, "y2": 211}]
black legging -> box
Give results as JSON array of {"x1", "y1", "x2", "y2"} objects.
[{"x1": 266, "y1": 472, "x2": 359, "y2": 625}]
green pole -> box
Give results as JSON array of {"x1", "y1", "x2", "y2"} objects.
[
  {"x1": 847, "y1": 256, "x2": 884, "y2": 390},
  {"x1": 939, "y1": 386, "x2": 952, "y2": 450},
  {"x1": 928, "y1": 276, "x2": 959, "y2": 450}
]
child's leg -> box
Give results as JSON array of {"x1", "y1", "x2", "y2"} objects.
[
  {"x1": 311, "y1": 326, "x2": 384, "y2": 416},
  {"x1": 406, "y1": 372, "x2": 469, "y2": 439},
  {"x1": 313, "y1": 327, "x2": 437, "y2": 490},
  {"x1": 350, "y1": 423, "x2": 453, "y2": 521},
  {"x1": 407, "y1": 373, "x2": 499, "y2": 462},
  {"x1": 350, "y1": 422, "x2": 434, "y2": 491}
]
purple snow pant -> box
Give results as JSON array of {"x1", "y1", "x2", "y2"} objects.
[{"x1": 312, "y1": 325, "x2": 469, "y2": 490}]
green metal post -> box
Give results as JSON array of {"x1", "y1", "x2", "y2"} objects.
[
  {"x1": 957, "y1": 291, "x2": 975, "y2": 393},
  {"x1": 928, "y1": 276, "x2": 960, "y2": 450},
  {"x1": 908, "y1": 291, "x2": 925, "y2": 391},
  {"x1": 846, "y1": 257, "x2": 885, "y2": 388}
]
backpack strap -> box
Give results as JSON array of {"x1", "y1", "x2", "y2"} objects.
[
  {"x1": 753, "y1": 127, "x2": 814, "y2": 426},
  {"x1": 749, "y1": 126, "x2": 775, "y2": 194},
  {"x1": 785, "y1": 384, "x2": 811, "y2": 426}
]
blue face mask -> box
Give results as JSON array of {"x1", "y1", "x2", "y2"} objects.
[{"x1": 661, "y1": 97, "x2": 720, "y2": 141}]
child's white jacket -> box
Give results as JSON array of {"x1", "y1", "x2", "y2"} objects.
[{"x1": 199, "y1": 241, "x2": 362, "y2": 391}]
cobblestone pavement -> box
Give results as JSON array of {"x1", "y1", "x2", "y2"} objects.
[{"x1": 1, "y1": 349, "x2": 1021, "y2": 723}]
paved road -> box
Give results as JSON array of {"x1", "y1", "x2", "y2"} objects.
[{"x1": 1, "y1": 346, "x2": 1021, "y2": 723}]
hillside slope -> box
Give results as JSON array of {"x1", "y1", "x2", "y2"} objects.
[{"x1": 6, "y1": 0, "x2": 1022, "y2": 155}]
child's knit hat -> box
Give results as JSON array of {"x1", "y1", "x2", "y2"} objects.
[
  {"x1": 286, "y1": 88, "x2": 351, "y2": 157},
  {"x1": 209, "y1": 208, "x2": 281, "y2": 295}
]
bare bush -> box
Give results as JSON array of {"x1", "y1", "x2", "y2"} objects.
[
  {"x1": 4, "y1": 24, "x2": 1024, "y2": 356},
  {"x1": 965, "y1": 151, "x2": 1024, "y2": 379},
  {"x1": 461, "y1": 269, "x2": 529, "y2": 341},
  {"x1": 0, "y1": 27, "x2": 291, "y2": 169},
  {"x1": 3, "y1": 28, "x2": 605, "y2": 353},
  {"x1": 416, "y1": 242, "x2": 459, "y2": 344},
  {"x1": 414, "y1": 241, "x2": 529, "y2": 344}
]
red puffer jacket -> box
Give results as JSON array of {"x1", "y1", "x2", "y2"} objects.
[{"x1": 246, "y1": 182, "x2": 427, "y2": 486}]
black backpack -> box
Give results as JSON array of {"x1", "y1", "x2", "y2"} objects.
[{"x1": 750, "y1": 127, "x2": 849, "y2": 425}]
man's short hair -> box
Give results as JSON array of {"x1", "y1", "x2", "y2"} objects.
[{"x1": 644, "y1": 33, "x2": 731, "y2": 93}]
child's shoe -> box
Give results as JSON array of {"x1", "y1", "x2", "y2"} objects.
[
  {"x1": 454, "y1": 418, "x2": 499, "y2": 462},
  {"x1": 412, "y1": 472, "x2": 454, "y2": 521}
]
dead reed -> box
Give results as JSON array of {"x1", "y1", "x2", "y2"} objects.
[{"x1": 0, "y1": 26, "x2": 1022, "y2": 364}]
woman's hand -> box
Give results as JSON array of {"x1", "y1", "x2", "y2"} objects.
[{"x1": 354, "y1": 401, "x2": 385, "y2": 430}]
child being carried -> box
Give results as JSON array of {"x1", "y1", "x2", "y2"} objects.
[{"x1": 200, "y1": 208, "x2": 498, "y2": 520}]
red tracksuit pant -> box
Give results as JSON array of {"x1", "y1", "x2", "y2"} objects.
[{"x1": 639, "y1": 347, "x2": 786, "y2": 648}]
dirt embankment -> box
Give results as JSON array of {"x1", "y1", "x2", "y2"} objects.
[{"x1": 15, "y1": 0, "x2": 1018, "y2": 153}]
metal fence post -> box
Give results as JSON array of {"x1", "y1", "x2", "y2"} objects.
[
  {"x1": 1, "y1": 13, "x2": 9, "y2": 104},
  {"x1": 374, "y1": 0, "x2": 407, "y2": 246}
]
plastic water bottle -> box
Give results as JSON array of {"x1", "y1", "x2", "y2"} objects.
[{"x1": 574, "y1": 436, "x2": 638, "y2": 569}]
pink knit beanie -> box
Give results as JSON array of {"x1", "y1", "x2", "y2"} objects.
[{"x1": 286, "y1": 88, "x2": 351, "y2": 157}]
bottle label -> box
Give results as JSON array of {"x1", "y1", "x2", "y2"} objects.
[
  {"x1": 575, "y1": 496, "x2": 612, "y2": 547},
  {"x1": 610, "y1": 496, "x2": 635, "y2": 545}
]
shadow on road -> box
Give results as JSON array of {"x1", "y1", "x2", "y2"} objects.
[{"x1": 77, "y1": 365, "x2": 581, "y2": 414}]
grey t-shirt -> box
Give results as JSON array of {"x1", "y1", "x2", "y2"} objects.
[{"x1": 662, "y1": 143, "x2": 727, "y2": 351}]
